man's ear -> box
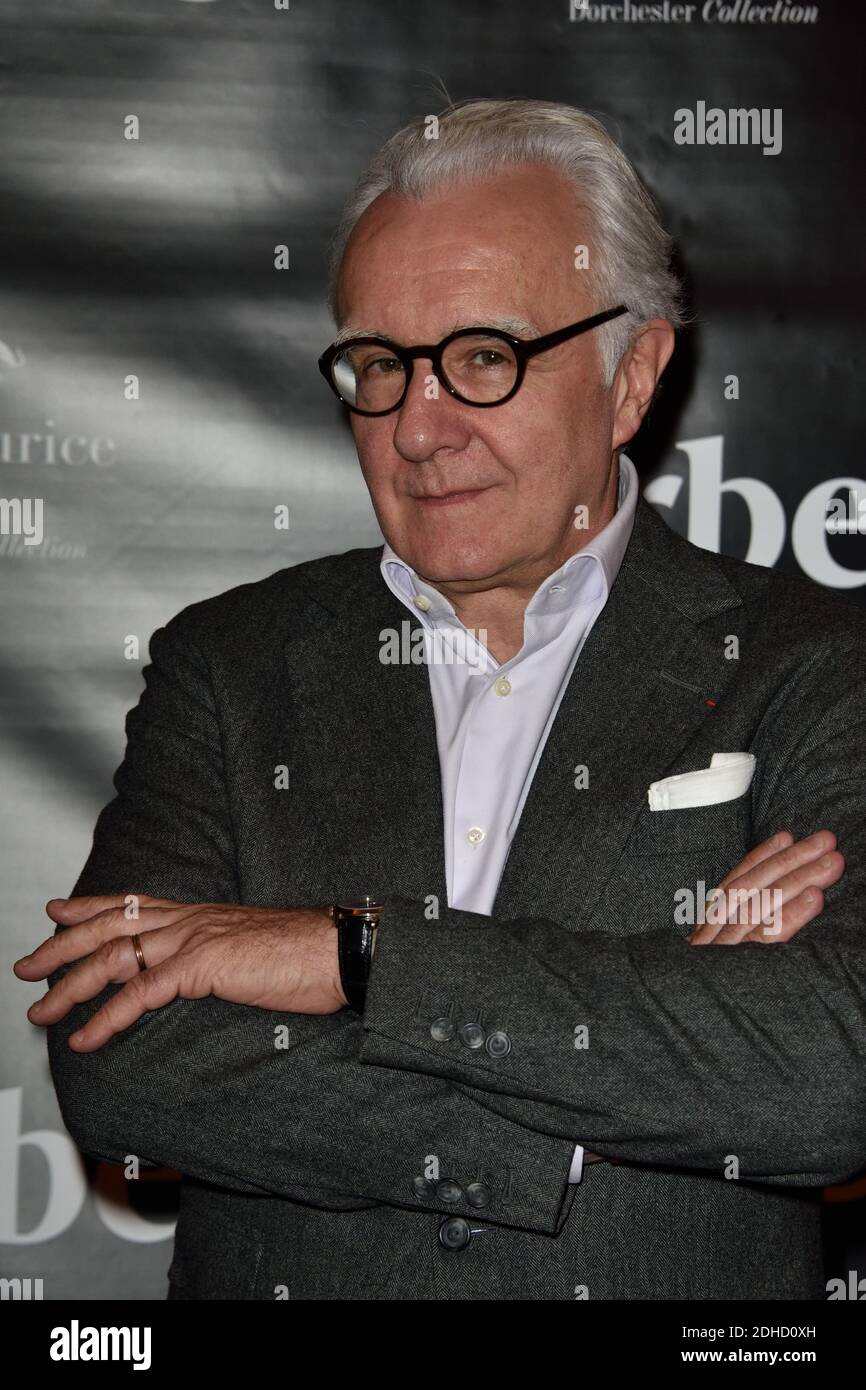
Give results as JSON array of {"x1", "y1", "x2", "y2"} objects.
[{"x1": 610, "y1": 319, "x2": 675, "y2": 451}]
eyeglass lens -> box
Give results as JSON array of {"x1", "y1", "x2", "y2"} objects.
[{"x1": 331, "y1": 334, "x2": 520, "y2": 411}]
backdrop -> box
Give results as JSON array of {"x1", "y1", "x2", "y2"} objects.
[{"x1": 2, "y1": 0, "x2": 864, "y2": 1301}]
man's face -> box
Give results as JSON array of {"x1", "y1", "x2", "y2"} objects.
[{"x1": 336, "y1": 162, "x2": 621, "y2": 590}]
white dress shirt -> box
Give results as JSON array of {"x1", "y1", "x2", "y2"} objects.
[{"x1": 380, "y1": 453, "x2": 640, "y2": 1183}]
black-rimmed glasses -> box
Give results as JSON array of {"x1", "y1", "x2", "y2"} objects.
[{"x1": 318, "y1": 304, "x2": 628, "y2": 416}]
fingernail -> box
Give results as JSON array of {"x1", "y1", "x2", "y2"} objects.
[
  {"x1": 28, "y1": 1000, "x2": 44, "y2": 1018},
  {"x1": 70, "y1": 1030, "x2": 87, "y2": 1045}
]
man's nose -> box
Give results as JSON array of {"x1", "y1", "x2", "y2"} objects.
[{"x1": 391, "y1": 357, "x2": 473, "y2": 463}]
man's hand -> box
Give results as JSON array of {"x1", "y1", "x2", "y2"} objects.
[
  {"x1": 12, "y1": 829, "x2": 844, "y2": 1057},
  {"x1": 688, "y1": 828, "x2": 844, "y2": 945},
  {"x1": 13, "y1": 896, "x2": 347, "y2": 1050},
  {"x1": 582, "y1": 828, "x2": 845, "y2": 1164}
]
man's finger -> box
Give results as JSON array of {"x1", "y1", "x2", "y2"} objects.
[
  {"x1": 690, "y1": 850, "x2": 843, "y2": 945},
  {"x1": 699, "y1": 881, "x2": 819, "y2": 946},
  {"x1": 26, "y1": 925, "x2": 185, "y2": 1028},
  {"x1": 712, "y1": 830, "x2": 794, "y2": 892},
  {"x1": 741, "y1": 855, "x2": 842, "y2": 943},
  {"x1": 744, "y1": 887, "x2": 826, "y2": 943},
  {"x1": 68, "y1": 959, "x2": 190, "y2": 1050},
  {"x1": 45, "y1": 893, "x2": 178, "y2": 925},
  {"x1": 690, "y1": 829, "x2": 837, "y2": 942},
  {"x1": 15, "y1": 903, "x2": 192, "y2": 979},
  {"x1": 714, "y1": 829, "x2": 835, "y2": 895}
]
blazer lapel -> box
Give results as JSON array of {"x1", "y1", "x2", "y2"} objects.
[
  {"x1": 279, "y1": 559, "x2": 447, "y2": 904},
  {"x1": 493, "y1": 496, "x2": 746, "y2": 925}
]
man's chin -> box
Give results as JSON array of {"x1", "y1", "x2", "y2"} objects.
[{"x1": 400, "y1": 542, "x2": 507, "y2": 587}]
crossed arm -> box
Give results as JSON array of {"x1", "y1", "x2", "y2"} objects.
[{"x1": 14, "y1": 611, "x2": 866, "y2": 1235}]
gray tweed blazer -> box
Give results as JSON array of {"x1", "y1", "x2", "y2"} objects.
[{"x1": 47, "y1": 493, "x2": 866, "y2": 1300}]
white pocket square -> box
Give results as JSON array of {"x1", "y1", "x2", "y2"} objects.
[{"x1": 647, "y1": 752, "x2": 756, "y2": 811}]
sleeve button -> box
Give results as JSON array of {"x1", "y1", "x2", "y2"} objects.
[
  {"x1": 435, "y1": 1178, "x2": 465, "y2": 1203},
  {"x1": 430, "y1": 1017, "x2": 455, "y2": 1042},
  {"x1": 439, "y1": 1216, "x2": 472, "y2": 1251},
  {"x1": 459, "y1": 1021, "x2": 486, "y2": 1049},
  {"x1": 465, "y1": 1182, "x2": 492, "y2": 1208},
  {"x1": 485, "y1": 1030, "x2": 512, "y2": 1058}
]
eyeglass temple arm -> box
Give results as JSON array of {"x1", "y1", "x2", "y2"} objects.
[
  {"x1": 520, "y1": 305, "x2": 629, "y2": 360},
  {"x1": 317, "y1": 304, "x2": 629, "y2": 372}
]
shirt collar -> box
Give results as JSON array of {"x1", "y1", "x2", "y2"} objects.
[{"x1": 380, "y1": 453, "x2": 639, "y2": 625}]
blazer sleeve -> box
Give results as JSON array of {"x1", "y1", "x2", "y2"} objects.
[
  {"x1": 45, "y1": 609, "x2": 577, "y2": 1237},
  {"x1": 360, "y1": 634, "x2": 866, "y2": 1190}
]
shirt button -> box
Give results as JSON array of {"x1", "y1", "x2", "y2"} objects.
[
  {"x1": 413, "y1": 594, "x2": 431, "y2": 611},
  {"x1": 485, "y1": 1030, "x2": 512, "y2": 1058},
  {"x1": 467, "y1": 826, "x2": 486, "y2": 846},
  {"x1": 459, "y1": 1022, "x2": 486, "y2": 1050},
  {"x1": 493, "y1": 676, "x2": 512, "y2": 697}
]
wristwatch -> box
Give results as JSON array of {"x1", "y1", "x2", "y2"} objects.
[{"x1": 330, "y1": 897, "x2": 383, "y2": 1013}]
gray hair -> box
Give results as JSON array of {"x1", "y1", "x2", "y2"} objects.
[{"x1": 326, "y1": 97, "x2": 686, "y2": 384}]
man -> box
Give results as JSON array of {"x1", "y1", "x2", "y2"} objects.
[{"x1": 15, "y1": 99, "x2": 866, "y2": 1300}]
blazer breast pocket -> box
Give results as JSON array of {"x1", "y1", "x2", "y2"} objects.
[
  {"x1": 626, "y1": 787, "x2": 753, "y2": 858},
  {"x1": 588, "y1": 791, "x2": 756, "y2": 938}
]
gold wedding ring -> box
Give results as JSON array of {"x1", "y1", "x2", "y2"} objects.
[{"x1": 131, "y1": 933, "x2": 147, "y2": 972}]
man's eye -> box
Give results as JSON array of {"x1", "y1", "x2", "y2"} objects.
[
  {"x1": 472, "y1": 349, "x2": 507, "y2": 368},
  {"x1": 363, "y1": 355, "x2": 402, "y2": 375}
]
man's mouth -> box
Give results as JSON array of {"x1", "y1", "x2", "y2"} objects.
[{"x1": 413, "y1": 486, "x2": 492, "y2": 507}]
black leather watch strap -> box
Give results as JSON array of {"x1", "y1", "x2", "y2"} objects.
[{"x1": 332, "y1": 900, "x2": 382, "y2": 1012}]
